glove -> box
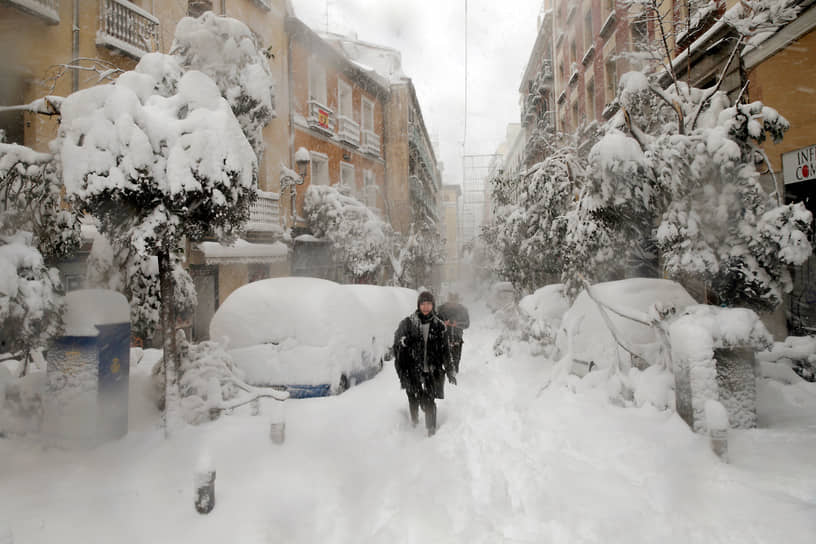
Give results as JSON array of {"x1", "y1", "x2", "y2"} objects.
[{"x1": 447, "y1": 372, "x2": 457, "y2": 385}]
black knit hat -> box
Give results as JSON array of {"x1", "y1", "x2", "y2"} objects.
[{"x1": 417, "y1": 291, "x2": 435, "y2": 308}]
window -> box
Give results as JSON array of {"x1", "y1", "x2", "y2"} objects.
[
  {"x1": 572, "y1": 100, "x2": 579, "y2": 129},
  {"x1": 309, "y1": 60, "x2": 327, "y2": 105},
  {"x1": 363, "y1": 169, "x2": 377, "y2": 208},
  {"x1": 632, "y1": 18, "x2": 648, "y2": 48},
  {"x1": 584, "y1": 10, "x2": 593, "y2": 52},
  {"x1": 340, "y1": 162, "x2": 356, "y2": 193},
  {"x1": 362, "y1": 97, "x2": 375, "y2": 132},
  {"x1": 338, "y1": 79, "x2": 353, "y2": 119},
  {"x1": 570, "y1": 38, "x2": 577, "y2": 65},
  {"x1": 586, "y1": 79, "x2": 596, "y2": 121},
  {"x1": 605, "y1": 57, "x2": 617, "y2": 103},
  {"x1": 310, "y1": 151, "x2": 329, "y2": 186}
]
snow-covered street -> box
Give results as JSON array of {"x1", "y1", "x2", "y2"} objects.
[{"x1": 1, "y1": 300, "x2": 815, "y2": 543}]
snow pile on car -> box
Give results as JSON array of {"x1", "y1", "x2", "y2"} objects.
[{"x1": 210, "y1": 277, "x2": 416, "y2": 391}]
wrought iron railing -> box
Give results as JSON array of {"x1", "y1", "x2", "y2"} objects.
[
  {"x1": 7, "y1": 0, "x2": 59, "y2": 23},
  {"x1": 96, "y1": 0, "x2": 160, "y2": 59}
]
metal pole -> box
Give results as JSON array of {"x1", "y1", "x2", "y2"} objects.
[{"x1": 72, "y1": 1, "x2": 80, "y2": 92}]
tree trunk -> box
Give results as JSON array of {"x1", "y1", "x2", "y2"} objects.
[{"x1": 159, "y1": 246, "x2": 180, "y2": 438}]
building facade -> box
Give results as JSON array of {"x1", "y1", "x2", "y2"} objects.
[
  {"x1": 285, "y1": 18, "x2": 390, "y2": 282},
  {"x1": 440, "y1": 183, "x2": 461, "y2": 287}
]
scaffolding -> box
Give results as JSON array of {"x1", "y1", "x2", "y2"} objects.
[{"x1": 461, "y1": 153, "x2": 501, "y2": 245}]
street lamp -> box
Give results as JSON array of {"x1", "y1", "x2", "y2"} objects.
[{"x1": 280, "y1": 149, "x2": 310, "y2": 227}]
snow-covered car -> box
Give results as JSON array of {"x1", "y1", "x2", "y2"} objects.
[
  {"x1": 554, "y1": 278, "x2": 697, "y2": 371},
  {"x1": 209, "y1": 277, "x2": 417, "y2": 397}
]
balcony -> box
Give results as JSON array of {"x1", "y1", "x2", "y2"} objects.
[
  {"x1": 582, "y1": 44, "x2": 595, "y2": 66},
  {"x1": 246, "y1": 190, "x2": 281, "y2": 232},
  {"x1": 337, "y1": 115, "x2": 361, "y2": 147},
  {"x1": 96, "y1": 0, "x2": 160, "y2": 59},
  {"x1": 7, "y1": 0, "x2": 59, "y2": 24},
  {"x1": 307, "y1": 99, "x2": 335, "y2": 136},
  {"x1": 600, "y1": 11, "x2": 616, "y2": 40},
  {"x1": 362, "y1": 129, "x2": 380, "y2": 157}
]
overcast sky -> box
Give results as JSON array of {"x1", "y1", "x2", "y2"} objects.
[{"x1": 290, "y1": 0, "x2": 544, "y2": 187}]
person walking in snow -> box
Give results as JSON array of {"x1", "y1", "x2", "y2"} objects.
[
  {"x1": 436, "y1": 292, "x2": 470, "y2": 373},
  {"x1": 393, "y1": 291, "x2": 456, "y2": 436}
]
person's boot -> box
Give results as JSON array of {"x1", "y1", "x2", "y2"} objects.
[
  {"x1": 408, "y1": 396, "x2": 419, "y2": 426},
  {"x1": 424, "y1": 401, "x2": 437, "y2": 437}
]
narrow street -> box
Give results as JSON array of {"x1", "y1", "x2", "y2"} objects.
[{"x1": 2, "y1": 300, "x2": 815, "y2": 543}]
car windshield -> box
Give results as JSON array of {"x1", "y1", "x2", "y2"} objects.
[{"x1": 1, "y1": 1, "x2": 815, "y2": 542}]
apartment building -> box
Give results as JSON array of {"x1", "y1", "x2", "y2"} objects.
[
  {"x1": 318, "y1": 32, "x2": 443, "y2": 238},
  {"x1": 284, "y1": 19, "x2": 389, "y2": 281}
]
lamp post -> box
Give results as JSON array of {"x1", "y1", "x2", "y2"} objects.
[{"x1": 280, "y1": 152, "x2": 310, "y2": 229}]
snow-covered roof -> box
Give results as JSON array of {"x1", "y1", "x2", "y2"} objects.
[
  {"x1": 318, "y1": 32, "x2": 408, "y2": 86},
  {"x1": 197, "y1": 239, "x2": 289, "y2": 264}
]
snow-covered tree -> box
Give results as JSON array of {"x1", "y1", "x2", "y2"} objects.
[
  {"x1": 561, "y1": 1, "x2": 813, "y2": 307},
  {"x1": 85, "y1": 231, "x2": 196, "y2": 343},
  {"x1": 390, "y1": 221, "x2": 445, "y2": 289},
  {"x1": 304, "y1": 184, "x2": 393, "y2": 282},
  {"x1": 0, "y1": 142, "x2": 80, "y2": 369},
  {"x1": 56, "y1": 53, "x2": 257, "y2": 430},
  {"x1": 169, "y1": 12, "x2": 276, "y2": 159}
]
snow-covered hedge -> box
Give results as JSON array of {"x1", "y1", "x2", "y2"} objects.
[{"x1": 518, "y1": 284, "x2": 569, "y2": 356}]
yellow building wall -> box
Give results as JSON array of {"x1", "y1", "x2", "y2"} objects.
[
  {"x1": 749, "y1": 29, "x2": 816, "y2": 183},
  {"x1": 218, "y1": 263, "x2": 249, "y2": 305}
]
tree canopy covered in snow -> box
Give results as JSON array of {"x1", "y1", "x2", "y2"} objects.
[
  {"x1": 169, "y1": 12, "x2": 276, "y2": 160},
  {"x1": 304, "y1": 184, "x2": 393, "y2": 282},
  {"x1": 304, "y1": 184, "x2": 444, "y2": 288},
  {"x1": 0, "y1": 141, "x2": 80, "y2": 361},
  {"x1": 486, "y1": 0, "x2": 813, "y2": 309}
]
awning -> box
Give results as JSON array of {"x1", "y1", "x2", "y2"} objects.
[{"x1": 197, "y1": 239, "x2": 289, "y2": 265}]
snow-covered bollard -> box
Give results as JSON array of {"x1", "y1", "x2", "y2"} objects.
[
  {"x1": 269, "y1": 397, "x2": 286, "y2": 445},
  {"x1": 705, "y1": 399, "x2": 729, "y2": 461},
  {"x1": 194, "y1": 455, "x2": 216, "y2": 514},
  {"x1": 669, "y1": 306, "x2": 771, "y2": 432}
]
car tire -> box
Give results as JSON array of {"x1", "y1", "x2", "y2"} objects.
[{"x1": 338, "y1": 374, "x2": 350, "y2": 394}]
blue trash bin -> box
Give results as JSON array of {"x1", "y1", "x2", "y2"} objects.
[{"x1": 43, "y1": 289, "x2": 130, "y2": 446}]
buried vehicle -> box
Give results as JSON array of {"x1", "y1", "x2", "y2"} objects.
[
  {"x1": 209, "y1": 277, "x2": 417, "y2": 397},
  {"x1": 554, "y1": 278, "x2": 698, "y2": 373}
]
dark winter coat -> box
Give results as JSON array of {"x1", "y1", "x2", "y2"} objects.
[
  {"x1": 436, "y1": 302, "x2": 470, "y2": 344},
  {"x1": 393, "y1": 311, "x2": 453, "y2": 399}
]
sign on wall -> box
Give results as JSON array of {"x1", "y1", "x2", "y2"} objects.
[{"x1": 783, "y1": 144, "x2": 816, "y2": 185}]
